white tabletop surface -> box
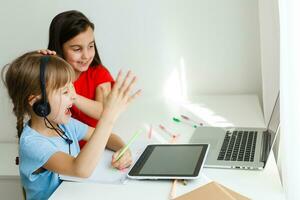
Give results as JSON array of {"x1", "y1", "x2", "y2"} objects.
[{"x1": 47, "y1": 95, "x2": 284, "y2": 199}]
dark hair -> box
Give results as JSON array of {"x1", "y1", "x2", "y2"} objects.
[{"x1": 47, "y1": 10, "x2": 101, "y2": 67}]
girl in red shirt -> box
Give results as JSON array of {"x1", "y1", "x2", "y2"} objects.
[{"x1": 42, "y1": 10, "x2": 139, "y2": 169}]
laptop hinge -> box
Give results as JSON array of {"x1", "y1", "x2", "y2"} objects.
[{"x1": 260, "y1": 131, "x2": 271, "y2": 165}]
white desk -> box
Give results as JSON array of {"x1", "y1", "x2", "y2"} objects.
[{"x1": 50, "y1": 95, "x2": 285, "y2": 200}]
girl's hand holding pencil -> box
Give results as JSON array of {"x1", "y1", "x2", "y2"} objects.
[
  {"x1": 111, "y1": 129, "x2": 142, "y2": 169},
  {"x1": 111, "y1": 149, "x2": 132, "y2": 170}
]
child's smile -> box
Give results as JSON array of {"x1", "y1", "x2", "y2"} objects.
[{"x1": 62, "y1": 26, "x2": 95, "y2": 77}]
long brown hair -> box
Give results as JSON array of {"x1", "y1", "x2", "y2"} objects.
[{"x1": 1, "y1": 52, "x2": 74, "y2": 139}]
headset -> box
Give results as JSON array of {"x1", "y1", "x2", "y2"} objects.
[
  {"x1": 33, "y1": 56, "x2": 51, "y2": 117},
  {"x1": 33, "y1": 56, "x2": 73, "y2": 154}
]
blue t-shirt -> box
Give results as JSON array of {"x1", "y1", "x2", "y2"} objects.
[{"x1": 19, "y1": 118, "x2": 88, "y2": 200}]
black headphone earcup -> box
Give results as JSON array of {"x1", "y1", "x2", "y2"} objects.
[{"x1": 33, "y1": 101, "x2": 51, "y2": 117}]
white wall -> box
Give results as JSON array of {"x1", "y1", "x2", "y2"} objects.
[
  {"x1": 0, "y1": 0, "x2": 262, "y2": 141},
  {"x1": 258, "y1": 0, "x2": 281, "y2": 168},
  {"x1": 279, "y1": 1, "x2": 300, "y2": 199},
  {"x1": 259, "y1": 0, "x2": 280, "y2": 121}
]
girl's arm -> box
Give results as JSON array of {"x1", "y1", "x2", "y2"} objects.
[
  {"x1": 43, "y1": 71, "x2": 141, "y2": 178},
  {"x1": 43, "y1": 110, "x2": 114, "y2": 178},
  {"x1": 82, "y1": 127, "x2": 125, "y2": 152},
  {"x1": 106, "y1": 134, "x2": 125, "y2": 152},
  {"x1": 83, "y1": 128, "x2": 131, "y2": 169},
  {"x1": 107, "y1": 134, "x2": 132, "y2": 169},
  {"x1": 74, "y1": 82, "x2": 111, "y2": 120}
]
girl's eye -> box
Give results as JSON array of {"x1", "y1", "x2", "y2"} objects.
[
  {"x1": 89, "y1": 45, "x2": 94, "y2": 49},
  {"x1": 63, "y1": 90, "x2": 69, "y2": 94},
  {"x1": 73, "y1": 48, "x2": 81, "y2": 52}
]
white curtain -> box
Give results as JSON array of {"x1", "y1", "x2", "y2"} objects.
[{"x1": 279, "y1": 0, "x2": 300, "y2": 199}]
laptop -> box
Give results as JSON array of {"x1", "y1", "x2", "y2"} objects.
[{"x1": 189, "y1": 93, "x2": 280, "y2": 170}]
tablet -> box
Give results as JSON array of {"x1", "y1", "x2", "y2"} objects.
[{"x1": 127, "y1": 144, "x2": 209, "y2": 180}]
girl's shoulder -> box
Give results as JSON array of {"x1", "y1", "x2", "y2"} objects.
[
  {"x1": 85, "y1": 64, "x2": 114, "y2": 83},
  {"x1": 20, "y1": 124, "x2": 44, "y2": 143},
  {"x1": 88, "y1": 64, "x2": 111, "y2": 74},
  {"x1": 19, "y1": 125, "x2": 57, "y2": 154}
]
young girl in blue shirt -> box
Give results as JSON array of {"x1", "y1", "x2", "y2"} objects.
[{"x1": 2, "y1": 52, "x2": 141, "y2": 200}]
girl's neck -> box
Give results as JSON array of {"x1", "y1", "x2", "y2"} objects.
[
  {"x1": 74, "y1": 71, "x2": 82, "y2": 80},
  {"x1": 30, "y1": 116, "x2": 59, "y2": 137}
]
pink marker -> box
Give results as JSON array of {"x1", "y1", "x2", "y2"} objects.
[
  {"x1": 181, "y1": 115, "x2": 203, "y2": 126},
  {"x1": 148, "y1": 125, "x2": 152, "y2": 139},
  {"x1": 159, "y1": 124, "x2": 177, "y2": 138}
]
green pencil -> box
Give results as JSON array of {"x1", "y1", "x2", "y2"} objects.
[{"x1": 115, "y1": 129, "x2": 142, "y2": 161}]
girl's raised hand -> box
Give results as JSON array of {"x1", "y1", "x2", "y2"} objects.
[{"x1": 102, "y1": 70, "x2": 141, "y2": 122}]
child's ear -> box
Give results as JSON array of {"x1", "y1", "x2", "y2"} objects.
[{"x1": 28, "y1": 95, "x2": 41, "y2": 106}]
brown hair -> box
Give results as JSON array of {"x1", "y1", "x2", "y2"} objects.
[{"x1": 1, "y1": 51, "x2": 74, "y2": 139}]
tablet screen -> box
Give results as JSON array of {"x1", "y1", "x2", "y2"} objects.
[{"x1": 128, "y1": 144, "x2": 209, "y2": 179}]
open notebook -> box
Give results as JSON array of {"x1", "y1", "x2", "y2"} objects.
[{"x1": 59, "y1": 136, "x2": 152, "y2": 184}]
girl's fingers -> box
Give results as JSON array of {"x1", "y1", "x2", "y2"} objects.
[
  {"x1": 111, "y1": 157, "x2": 121, "y2": 168},
  {"x1": 112, "y1": 162, "x2": 120, "y2": 169},
  {"x1": 112, "y1": 150, "x2": 132, "y2": 169},
  {"x1": 123, "y1": 76, "x2": 137, "y2": 98},
  {"x1": 119, "y1": 71, "x2": 132, "y2": 93},
  {"x1": 119, "y1": 160, "x2": 132, "y2": 169},
  {"x1": 112, "y1": 151, "x2": 120, "y2": 163},
  {"x1": 118, "y1": 157, "x2": 132, "y2": 169},
  {"x1": 112, "y1": 70, "x2": 135, "y2": 96},
  {"x1": 113, "y1": 159, "x2": 128, "y2": 169},
  {"x1": 108, "y1": 70, "x2": 141, "y2": 109},
  {"x1": 37, "y1": 50, "x2": 47, "y2": 55},
  {"x1": 37, "y1": 49, "x2": 56, "y2": 55},
  {"x1": 47, "y1": 50, "x2": 56, "y2": 55},
  {"x1": 127, "y1": 89, "x2": 142, "y2": 104},
  {"x1": 111, "y1": 70, "x2": 123, "y2": 95}
]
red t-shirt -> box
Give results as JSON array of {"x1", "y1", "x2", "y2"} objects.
[{"x1": 71, "y1": 65, "x2": 114, "y2": 147}]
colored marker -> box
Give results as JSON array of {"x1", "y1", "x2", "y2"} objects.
[
  {"x1": 115, "y1": 129, "x2": 142, "y2": 161},
  {"x1": 148, "y1": 125, "x2": 152, "y2": 139},
  {"x1": 172, "y1": 117, "x2": 197, "y2": 128},
  {"x1": 181, "y1": 115, "x2": 203, "y2": 126},
  {"x1": 169, "y1": 179, "x2": 177, "y2": 199}
]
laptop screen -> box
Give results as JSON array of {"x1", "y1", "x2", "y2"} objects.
[
  {"x1": 263, "y1": 93, "x2": 280, "y2": 160},
  {"x1": 267, "y1": 93, "x2": 280, "y2": 148}
]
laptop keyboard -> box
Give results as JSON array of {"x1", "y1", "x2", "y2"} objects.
[{"x1": 217, "y1": 131, "x2": 257, "y2": 162}]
